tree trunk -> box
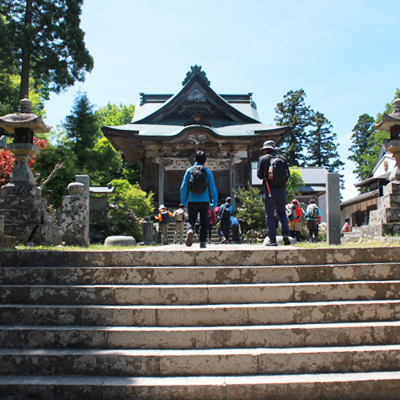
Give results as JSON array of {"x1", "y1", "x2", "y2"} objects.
[{"x1": 20, "y1": 0, "x2": 33, "y2": 100}]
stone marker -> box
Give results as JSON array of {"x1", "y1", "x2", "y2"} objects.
[
  {"x1": 104, "y1": 235, "x2": 136, "y2": 247},
  {"x1": 142, "y1": 216, "x2": 155, "y2": 245},
  {"x1": 327, "y1": 173, "x2": 341, "y2": 245},
  {"x1": 61, "y1": 181, "x2": 89, "y2": 247}
]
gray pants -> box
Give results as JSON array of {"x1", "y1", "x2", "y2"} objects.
[
  {"x1": 174, "y1": 222, "x2": 184, "y2": 244},
  {"x1": 160, "y1": 223, "x2": 169, "y2": 244}
]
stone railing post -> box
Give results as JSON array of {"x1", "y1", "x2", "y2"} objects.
[{"x1": 327, "y1": 173, "x2": 341, "y2": 245}]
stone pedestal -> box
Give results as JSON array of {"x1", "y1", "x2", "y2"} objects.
[
  {"x1": 0, "y1": 183, "x2": 61, "y2": 245},
  {"x1": 362, "y1": 181, "x2": 400, "y2": 239},
  {"x1": 61, "y1": 182, "x2": 89, "y2": 247},
  {"x1": 142, "y1": 216, "x2": 155, "y2": 245}
]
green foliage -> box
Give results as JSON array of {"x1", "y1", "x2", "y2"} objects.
[
  {"x1": 96, "y1": 102, "x2": 140, "y2": 185},
  {"x1": 234, "y1": 184, "x2": 266, "y2": 231},
  {"x1": 90, "y1": 208, "x2": 143, "y2": 244},
  {"x1": 275, "y1": 89, "x2": 311, "y2": 166},
  {"x1": 286, "y1": 167, "x2": 305, "y2": 202},
  {"x1": 64, "y1": 91, "x2": 101, "y2": 168},
  {"x1": 348, "y1": 89, "x2": 400, "y2": 185},
  {"x1": 32, "y1": 143, "x2": 77, "y2": 206},
  {"x1": 306, "y1": 111, "x2": 344, "y2": 187},
  {"x1": 96, "y1": 102, "x2": 135, "y2": 126},
  {"x1": 348, "y1": 113, "x2": 375, "y2": 182},
  {"x1": 109, "y1": 179, "x2": 154, "y2": 218},
  {"x1": 1, "y1": 0, "x2": 93, "y2": 97}
]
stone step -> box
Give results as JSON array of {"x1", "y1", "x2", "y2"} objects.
[
  {"x1": 1, "y1": 345, "x2": 400, "y2": 377},
  {"x1": 2, "y1": 321, "x2": 400, "y2": 349},
  {"x1": 1, "y1": 371, "x2": 400, "y2": 399},
  {"x1": 3, "y1": 246, "x2": 400, "y2": 268},
  {"x1": 2, "y1": 263, "x2": 400, "y2": 285},
  {"x1": 1, "y1": 281, "x2": 400, "y2": 305},
  {"x1": 1, "y1": 300, "x2": 399, "y2": 326}
]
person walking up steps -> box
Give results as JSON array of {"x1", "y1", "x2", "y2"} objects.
[
  {"x1": 180, "y1": 151, "x2": 218, "y2": 249},
  {"x1": 155, "y1": 205, "x2": 173, "y2": 245},
  {"x1": 219, "y1": 197, "x2": 232, "y2": 244},
  {"x1": 257, "y1": 140, "x2": 291, "y2": 246},
  {"x1": 173, "y1": 204, "x2": 186, "y2": 244},
  {"x1": 305, "y1": 198, "x2": 321, "y2": 243}
]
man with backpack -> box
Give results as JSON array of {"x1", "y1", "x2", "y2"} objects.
[
  {"x1": 180, "y1": 150, "x2": 218, "y2": 249},
  {"x1": 305, "y1": 198, "x2": 321, "y2": 243},
  {"x1": 287, "y1": 199, "x2": 303, "y2": 242},
  {"x1": 257, "y1": 140, "x2": 290, "y2": 246},
  {"x1": 173, "y1": 204, "x2": 186, "y2": 245},
  {"x1": 218, "y1": 197, "x2": 233, "y2": 244},
  {"x1": 155, "y1": 205, "x2": 173, "y2": 245}
]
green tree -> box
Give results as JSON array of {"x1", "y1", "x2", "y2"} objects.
[
  {"x1": 348, "y1": 113, "x2": 375, "y2": 182},
  {"x1": 109, "y1": 179, "x2": 154, "y2": 218},
  {"x1": 286, "y1": 167, "x2": 305, "y2": 202},
  {"x1": 275, "y1": 89, "x2": 312, "y2": 167},
  {"x1": 306, "y1": 111, "x2": 344, "y2": 185},
  {"x1": 96, "y1": 102, "x2": 140, "y2": 185},
  {"x1": 0, "y1": 0, "x2": 93, "y2": 99},
  {"x1": 63, "y1": 91, "x2": 101, "y2": 175},
  {"x1": 235, "y1": 184, "x2": 266, "y2": 231}
]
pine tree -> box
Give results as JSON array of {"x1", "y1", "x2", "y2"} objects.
[
  {"x1": 63, "y1": 91, "x2": 100, "y2": 174},
  {"x1": 0, "y1": 0, "x2": 93, "y2": 99},
  {"x1": 306, "y1": 111, "x2": 344, "y2": 175},
  {"x1": 348, "y1": 113, "x2": 375, "y2": 182},
  {"x1": 274, "y1": 89, "x2": 312, "y2": 167}
]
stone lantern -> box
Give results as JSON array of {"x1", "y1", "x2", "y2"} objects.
[
  {"x1": 374, "y1": 98, "x2": 400, "y2": 182},
  {"x1": 0, "y1": 99, "x2": 62, "y2": 245},
  {"x1": 361, "y1": 98, "x2": 400, "y2": 241}
]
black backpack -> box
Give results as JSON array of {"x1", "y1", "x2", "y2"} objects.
[
  {"x1": 188, "y1": 165, "x2": 208, "y2": 193},
  {"x1": 160, "y1": 210, "x2": 170, "y2": 225},
  {"x1": 288, "y1": 204, "x2": 297, "y2": 221},
  {"x1": 221, "y1": 204, "x2": 231, "y2": 221},
  {"x1": 264, "y1": 154, "x2": 290, "y2": 187}
]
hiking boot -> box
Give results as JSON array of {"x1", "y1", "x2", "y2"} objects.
[
  {"x1": 265, "y1": 237, "x2": 277, "y2": 247},
  {"x1": 200, "y1": 242, "x2": 207, "y2": 249},
  {"x1": 283, "y1": 235, "x2": 290, "y2": 246},
  {"x1": 186, "y1": 230, "x2": 193, "y2": 247}
]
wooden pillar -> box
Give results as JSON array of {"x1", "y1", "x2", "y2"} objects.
[{"x1": 159, "y1": 164, "x2": 165, "y2": 205}]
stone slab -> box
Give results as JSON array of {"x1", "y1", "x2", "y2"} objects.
[
  {"x1": 3, "y1": 262, "x2": 400, "y2": 285},
  {"x1": 1, "y1": 372, "x2": 400, "y2": 400},
  {"x1": 1, "y1": 246, "x2": 400, "y2": 267}
]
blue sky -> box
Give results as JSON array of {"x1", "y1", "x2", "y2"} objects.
[{"x1": 43, "y1": 0, "x2": 400, "y2": 200}]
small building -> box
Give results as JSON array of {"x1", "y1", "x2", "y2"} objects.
[
  {"x1": 340, "y1": 143, "x2": 393, "y2": 227},
  {"x1": 102, "y1": 66, "x2": 289, "y2": 208}
]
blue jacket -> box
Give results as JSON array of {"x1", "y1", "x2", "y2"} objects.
[{"x1": 180, "y1": 162, "x2": 218, "y2": 208}]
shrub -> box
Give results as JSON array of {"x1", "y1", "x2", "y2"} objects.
[{"x1": 109, "y1": 179, "x2": 154, "y2": 218}]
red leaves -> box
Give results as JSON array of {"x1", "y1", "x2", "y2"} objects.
[{"x1": 0, "y1": 137, "x2": 47, "y2": 186}]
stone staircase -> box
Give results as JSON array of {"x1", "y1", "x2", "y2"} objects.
[{"x1": 1, "y1": 247, "x2": 400, "y2": 399}]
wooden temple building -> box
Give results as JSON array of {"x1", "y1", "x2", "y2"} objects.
[{"x1": 102, "y1": 66, "x2": 289, "y2": 208}]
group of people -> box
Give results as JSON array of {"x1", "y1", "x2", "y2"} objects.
[{"x1": 156, "y1": 142, "x2": 322, "y2": 248}]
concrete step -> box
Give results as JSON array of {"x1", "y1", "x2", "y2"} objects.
[
  {"x1": 1, "y1": 345, "x2": 400, "y2": 377},
  {"x1": 2, "y1": 321, "x2": 400, "y2": 349},
  {"x1": 1, "y1": 281, "x2": 400, "y2": 305},
  {"x1": 3, "y1": 246, "x2": 400, "y2": 268},
  {"x1": 1, "y1": 371, "x2": 400, "y2": 399},
  {"x1": 2, "y1": 263, "x2": 400, "y2": 285},
  {"x1": 1, "y1": 300, "x2": 399, "y2": 326}
]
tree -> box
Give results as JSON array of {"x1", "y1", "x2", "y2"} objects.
[
  {"x1": 96, "y1": 102, "x2": 140, "y2": 185},
  {"x1": 286, "y1": 167, "x2": 305, "y2": 202},
  {"x1": 63, "y1": 91, "x2": 101, "y2": 175},
  {"x1": 0, "y1": 0, "x2": 93, "y2": 100},
  {"x1": 306, "y1": 111, "x2": 344, "y2": 177},
  {"x1": 348, "y1": 113, "x2": 375, "y2": 182},
  {"x1": 275, "y1": 89, "x2": 312, "y2": 167}
]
